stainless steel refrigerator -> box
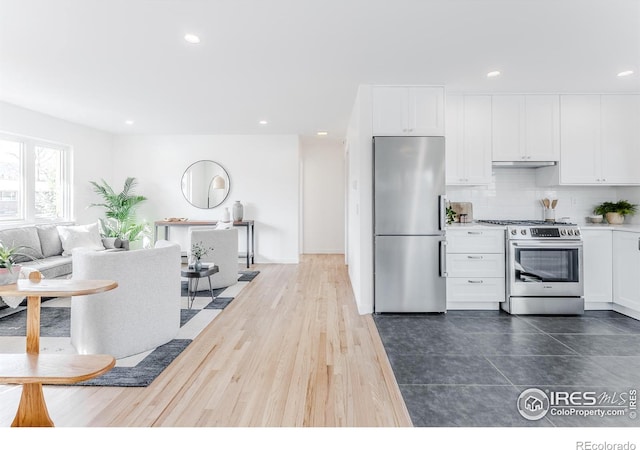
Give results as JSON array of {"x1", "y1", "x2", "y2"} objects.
[{"x1": 373, "y1": 136, "x2": 447, "y2": 313}]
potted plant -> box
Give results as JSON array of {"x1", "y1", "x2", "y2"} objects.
[
  {"x1": 190, "y1": 241, "x2": 214, "y2": 271},
  {"x1": 593, "y1": 200, "x2": 638, "y2": 224},
  {"x1": 89, "y1": 177, "x2": 151, "y2": 246},
  {"x1": 0, "y1": 243, "x2": 33, "y2": 285}
]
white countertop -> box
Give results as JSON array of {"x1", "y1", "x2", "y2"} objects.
[{"x1": 446, "y1": 222, "x2": 640, "y2": 233}]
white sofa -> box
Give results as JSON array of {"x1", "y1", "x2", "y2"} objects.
[
  {"x1": 0, "y1": 223, "x2": 128, "y2": 308},
  {"x1": 188, "y1": 227, "x2": 239, "y2": 290},
  {"x1": 70, "y1": 240, "x2": 181, "y2": 359}
]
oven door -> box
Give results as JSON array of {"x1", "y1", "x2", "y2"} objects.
[{"x1": 507, "y1": 240, "x2": 583, "y2": 297}]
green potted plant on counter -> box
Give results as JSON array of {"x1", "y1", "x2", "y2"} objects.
[{"x1": 593, "y1": 200, "x2": 638, "y2": 225}]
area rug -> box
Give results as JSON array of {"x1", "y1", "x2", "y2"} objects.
[{"x1": 0, "y1": 270, "x2": 260, "y2": 387}]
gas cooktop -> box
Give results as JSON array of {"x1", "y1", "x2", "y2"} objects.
[{"x1": 477, "y1": 219, "x2": 575, "y2": 226}]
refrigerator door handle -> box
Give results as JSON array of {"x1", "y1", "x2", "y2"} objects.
[
  {"x1": 439, "y1": 195, "x2": 447, "y2": 231},
  {"x1": 439, "y1": 240, "x2": 447, "y2": 277}
]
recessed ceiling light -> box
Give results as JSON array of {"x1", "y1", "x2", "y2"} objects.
[
  {"x1": 316, "y1": 131, "x2": 328, "y2": 136},
  {"x1": 184, "y1": 34, "x2": 201, "y2": 44},
  {"x1": 487, "y1": 71, "x2": 501, "y2": 78},
  {"x1": 259, "y1": 120, "x2": 268, "y2": 125},
  {"x1": 617, "y1": 70, "x2": 634, "y2": 77},
  {"x1": 125, "y1": 120, "x2": 134, "y2": 125}
]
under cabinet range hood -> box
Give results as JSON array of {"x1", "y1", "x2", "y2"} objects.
[{"x1": 492, "y1": 161, "x2": 557, "y2": 168}]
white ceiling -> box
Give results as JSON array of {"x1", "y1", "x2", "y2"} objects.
[{"x1": 1, "y1": 0, "x2": 639, "y2": 138}]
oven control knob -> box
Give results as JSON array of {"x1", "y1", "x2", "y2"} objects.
[
  {"x1": 561, "y1": 229, "x2": 567, "y2": 235},
  {"x1": 568, "y1": 229, "x2": 575, "y2": 235},
  {"x1": 575, "y1": 229, "x2": 580, "y2": 236},
  {"x1": 510, "y1": 229, "x2": 517, "y2": 235},
  {"x1": 520, "y1": 229, "x2": 527, "y2": 235}
]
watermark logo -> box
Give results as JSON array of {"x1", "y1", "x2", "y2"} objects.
[
  {"x1": 517, "y1": 388, "x2": 550, "y2": 420},
  {"x1": 517, "y1": 388, "x2": 638, "y2": 421}
]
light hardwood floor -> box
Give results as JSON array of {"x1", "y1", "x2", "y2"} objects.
[{"x1": 0, "y1": 254, "x2": 412, "y2": 427}]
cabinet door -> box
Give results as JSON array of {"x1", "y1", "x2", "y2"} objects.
[
  {"x1": 409, "y1": 87, "x2": 445, "y2": 136},
  {"x1": 372, "y1": 87, "x2": 408, "y2": 135},
  {"x1": 601, "y1": 95, "x2": 640, "y2": 185},
  {"x1": 492, "y1": 95, "x2": 524, "y2": 161},
  {"x1": 445, "y1": 95, "x2": 466, "y2": 184},
  {"x1": 613, "y1": 232, "x2": 640, "y2": 311},
  {"x1": 581, "y1": 229, "x2": 612, "y2": 303},
  {"x1": 463, "y1": 96, "x2": 492, "y2": 184},
  {"x1": 525, "y1": 95, "x2": 560, "y2": 161},
  {"x1": 559, "y1": 95, "x2": 601, "y2": 184}
]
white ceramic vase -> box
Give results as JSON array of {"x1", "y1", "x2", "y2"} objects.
[{"x1": 233, "y1": 201, "x2": 244, "y2": 222}]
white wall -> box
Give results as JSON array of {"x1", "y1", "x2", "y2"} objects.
[
  {"x1": 300, "y1": 136, "x2": 345, "y2": 254},
  {"x1": 112, "y1": 134, "x2": 300, "y2": 263},
  {"x1": 447, "y1": 168, "x2": 622, "y2": 224},
  {"x1": 346, "y1": 85, "x2": 374, "y2": 314},
  {"x1": 0, "y1": 101, "x2": 115, "y2": 225}
]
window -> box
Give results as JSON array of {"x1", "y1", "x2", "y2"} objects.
[{"x1": 0, "y1": 133, "x2": 71, "y2": 223}]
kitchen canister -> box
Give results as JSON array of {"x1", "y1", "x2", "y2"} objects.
[{"x1": 233, "y1": 200, "x2": 244, "y2": 221}]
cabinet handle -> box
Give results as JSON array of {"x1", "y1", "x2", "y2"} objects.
[
  {"x1": 638, "y1": 237, "x2": 640, "y2": 251},
  {"x1": 467, "y1": 255, "x2": 484, "y2": 259},
  {"x1": 467, "y1": 280, "x2": 484, "y2": 284},
  {"x1": 467, "y1": 231, "x2": 483, "y2": 235}
]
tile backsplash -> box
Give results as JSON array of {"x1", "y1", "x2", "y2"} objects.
[{"x1": 446, "y1": 168, "x2": 639, "y2": 224}]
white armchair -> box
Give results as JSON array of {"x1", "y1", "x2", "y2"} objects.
[
  {"x1": 188, "y1": 227, "x2": 239, "y2": 290},
  {"x1": 70, "y1": 240, "x2": 181, "y2": 359}
]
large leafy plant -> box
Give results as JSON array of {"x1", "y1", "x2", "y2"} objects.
[
  {"x1": 89, "y1": 177, "x2": 150, "y2": 242},
  {"x1": 593, "y1": 200, "x2": 638, "y2": 217}
]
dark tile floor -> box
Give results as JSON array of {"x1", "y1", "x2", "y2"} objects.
[{"x1": 373, "y1": 309, "x2": 640, "y2": 427}]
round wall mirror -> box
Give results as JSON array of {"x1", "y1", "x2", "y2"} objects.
[{"x1": 181, "y1": 160, "x2": 230, "y2": 209}]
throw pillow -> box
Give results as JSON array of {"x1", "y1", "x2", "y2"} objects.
[
  {"x1": 0, "y1": 227, "x2": 45, "y2": 262},
  {"x1": 57, "y1": 223, "x2": 106, "y2": 256},
  {"x1": 36, "y1": 224, "x2": 64, "y2": 257}
]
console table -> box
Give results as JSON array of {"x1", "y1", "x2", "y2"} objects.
[
  {"x1": 0, "y1": 278, "x2": 118, "y2": 427},
  {"x1": 154, "y1": 220, "x2": 255, "y2": 268}
]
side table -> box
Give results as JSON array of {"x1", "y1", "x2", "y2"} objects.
[{"x1": 181, "y1": 265, "x2": 219, "y2": 309}]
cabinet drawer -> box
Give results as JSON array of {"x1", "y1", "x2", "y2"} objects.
[
  {"x1": 446, "y1": 253, "x2": 505, "y2": 278},
  {"x1": 446, "y1": 229, "x2": 505, "y2": 253},
  {"x1": 446, "y1": 277, "x2": 505, "y2": 303}
]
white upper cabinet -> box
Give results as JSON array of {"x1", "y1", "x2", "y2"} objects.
[
  {"x1": 372, "y1": 86, "x2": 444, "y2": 136},
  {"x1": 492, "y1": 95, "x2": 559, "y2": 162},
  {"x1": 601, "y1": 95, "x2": 640, "y2": 184},
  {"x1": 559, "y1": 94, "x2": 640, "y2": 185},
  {"x1": 446, "y1": 95, "x2": 492, "y2": 185}
]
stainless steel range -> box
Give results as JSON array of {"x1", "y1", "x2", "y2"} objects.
[{"x1": 478, "y1": 220, "x2": 584, "y2": 315}]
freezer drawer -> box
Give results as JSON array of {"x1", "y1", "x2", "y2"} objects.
[{"x1": 374, "y1": 235, "x2": 446, "y2": 313}]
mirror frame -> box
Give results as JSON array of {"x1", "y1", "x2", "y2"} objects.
[{"x1": 180, "y1": 160, "x2": 231, "y2": 209}]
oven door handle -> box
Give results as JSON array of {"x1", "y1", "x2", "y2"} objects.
[{"x1": 511, "y1": 242, "x2": 583, "y2": 249}]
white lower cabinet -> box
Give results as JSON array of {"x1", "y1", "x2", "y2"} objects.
[
  {"x1": 581, "y1": 229, "x2": 612, "y2": 304},
  {"x1": 613, "y1": 231, "x2": 640, "y2": 315},
  {"x1": 446, "y1": 228, "x2": 505, "y2": 309}
]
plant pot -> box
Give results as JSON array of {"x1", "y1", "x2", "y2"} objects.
[
  {"x1": 0, "y1": 265, "x2": 21, "y2": 285},
  {"x1": 605, "y1": 212, "x2": 625, "y2": 224}
]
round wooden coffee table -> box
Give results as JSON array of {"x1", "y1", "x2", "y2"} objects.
[
  {"x1": 181, "y1": 265, "x2": 219, "y2": 309},
  {"x1": 0, "y1": 278, "x2": 118, "y2": 427}
]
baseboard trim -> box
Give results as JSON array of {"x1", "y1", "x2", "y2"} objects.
[
  {"x1": 613, "y1": 304, "x2": 640, "y2": 320},
  {"x1": 446, "y1": 302, "x2": 500, "y2": 310}
]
